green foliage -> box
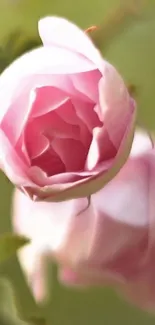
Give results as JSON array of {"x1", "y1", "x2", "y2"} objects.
[
  {"x1": 25, "y1": 317, "x2": 47, "y2": 325},
  {"x1": 0, "y1": 279, "x2": 47, "y2": 325},
  {"x1": 0, "y1": 278, "x2": 18, "y2": 317},
  {"x1": 0, "y1": 234, "x2": 29, "y2": 264},
  {"x1": 0, "y1": 278, "x2": 28, "y2": 325}
]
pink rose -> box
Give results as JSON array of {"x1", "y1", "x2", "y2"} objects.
[
  {"x1": 12, "y1": 130, "x2": 155, "y2": 311},
  {"x1": 0, "y1": 17, "x2": 135, "y2": 201}
]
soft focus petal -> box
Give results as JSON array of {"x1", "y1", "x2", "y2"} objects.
[
  {"x1": 130, "y1": 129, "x2": 153, "y2": 157},
  {"x1": 58, "y1": 267, "x2": 125, "y2": 288},
  {"x1": 12, "y1": 189, "x2": 86, "y2": 300},
  {"x1": 98, "y1": 66, "x2": 134, "y2": 149},
  {"x1": 12, "y1": 130, "x2": 155, "y2": 310},
  {"x1": 54, "y1": 156, "x2": 149, "y2": 268},
  {"x1": 57, "y1": 129, "x2": 152, "y2": 265},
  {"x1": 38, "y1": 17, "x2": 103, "y2": 70},
  {"x1": 121, "y1": 271, "x2": 155, "y2": 312},
  {"x1": 16, "y1": 240, "x2": 49, "y2": 302}
]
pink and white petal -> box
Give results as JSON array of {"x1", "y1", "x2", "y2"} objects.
[
  {"x1": 52, "y1": 138, "x2": 87, "y2": 172},
  {"x1": 12, "y1": 188, "x2": 86, "y2": 256},
  {"x1": 57, "y1": 267, "x2": 99, "y2": 287},
  {"x1": 92, "y1": 158, "x2": 149, "y2": 227},
  {"x1": 71, "y1": 69, "x2": 101, "y2": 103},
  {"x1": 85, "y1": 127, "x2": 117, "y2": 171},
  {"x1": 56, "y1": 144, "x2": 150, "y2": 273},
  {"x1": 16, "y1": 239, "x2": 49, "y2": 302},
  {"x1": 144, "y1": 150, "x2": 155, "y2": 251},
  {"x1": 0, "y1": 129, "x2": 34, "y2": 186},
  {"x1": 58, "y1": 266, "x2": 127, "y2": 288},
  {"x1": 0, "y1": 47, "x2": 97, "y2": 138},
  {"x1": 56, "y1": 199, "x2": 147, "y2": 278},
  {"x1": 31, "y1": 146, "x2": 66, "y2": 177},
  {"x1": 31, "y1": 86, "x2": 69, "y2": 117},
  {"x1": 98, "y1": 66, "x2": 135, "y2": 149},
  {"x1": 0, "y1": 46, "x2": 95, "y2": 120},
  {"x1": 55, "y1": 100, "x2": 91, "y2": 148},
  {"x1": 120, "y1": 272, "x2": 155, "y2": 312},
  {"x1": 27, "y1": 166, "x2": 92, "y2": 188},
  {"x1": 51, "y1": 197, "x2": 96, "y2": 266},
  {"x1": 25, "y1": 105, "x2": 81, "y2": 149},
  {"x1": 0, "y1": 85, "x2": 32, "y2": 145},
  {"x1": 38, "y1": 17, "x2": 103, "y2": 70},
  {"x1": 65, "y1": 157, "x2": 149, "y2": 265},
  {"x1": 0, "y1": 47, "x2": 95, "y2": 87},
  {"x1": 73, "y1": 101, "x2": 102, "y2": 132},
  {"x1": 130, "y1": 129, "x2": 153, "y2": 158}
]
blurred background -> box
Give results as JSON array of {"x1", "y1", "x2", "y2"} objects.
[{"x1": 0, "y1": 0, "x2": 155, "y2": 324}]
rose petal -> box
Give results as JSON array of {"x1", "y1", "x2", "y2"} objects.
[
  {"x1": 13, "y1": 188, "x2": 84, "y2": 253},
  {"x1": 38, "y1": 17, "x2": 103, "y2": 70},
  {"x1": 52, "y1": 138, "x2": 87, "y2": 172},
  {"x1": 31, "y1": 86, "x2": 69, "y2": 117},
  {"x1": 0, "y1": 129, "x2": 33, "y2": 186},
  {"x1": 73, "y1": 101, "x2": 102, "y2": 132},
  {"x1": 92, "y1": 157, "x2": 149, "y2": 226},
  {"x1": 12, "y1": 188, "x2": 83, "y2": 301},
  {"x1": 59, "y1": 267, "x2": 125, "y2": 287},
  {"x1": 121, "y1": 271, "x2": 155, "y2": 311},
  {"x1": 130, "y1": 129, "x2": 153, "y2": 157},
  {"x1": 56, "y1": 100, "x2": 91, "y2": 148},
  {"x1": 71, "y1": 69, "x2": 101, "y2": 103},
  {"x1": 31, "y1": 147, "x2": 66, "y2": 176},
  {"x1": 98, "y1": 66, "x2": 135, "y2": 149},
  {"x1": 26, "y1": 134, "x2": 50, "y2": 160},
  {"x1": 0, "y1": 46, "x2": 96, "y2": 131},
  {"x1": 85, "y1": 127, "x2": 117, "y2": 170}
]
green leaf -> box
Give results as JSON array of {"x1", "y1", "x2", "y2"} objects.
[
  {"x1": 4, "y1": 30, "x2": 41, "y2": 61},
  {"x1": 25, "y1": 316, "x2": 47, "y2": 325},
  {"x1": 0, "y1": 314, "x2": 21, "y2": 325},
  {"x1": 0, "y1": 278, "x2": 36, "y2": 325},
  {"x1": 0, "y1": 234, "x2": 29, "y2": 264},
  {"x1": 0, "y1": 278, "x2": 17, "y2": 317}
]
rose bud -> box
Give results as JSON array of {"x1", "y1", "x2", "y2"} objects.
[{"x1": 0, "y1": 17, "x2": 136, "y2": 201}]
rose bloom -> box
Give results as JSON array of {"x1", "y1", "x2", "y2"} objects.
[
  {"x1": 0, "y1": 17, "x2": 135, "y2": 201},
  {"x1": 13, "y1": 129, "x2": 155, "y2": 312}
]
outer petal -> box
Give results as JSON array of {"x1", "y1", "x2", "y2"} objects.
[
  {"x1": 53, "y1": 158, "x2": 149, "y2": 270},
  {"x1": 38, "y1": 17, "x2": 103, "y2": 71},
  {"x1": 120, "y1": 272, "x2": 155, "y2": 312},
  {"x1": 0, "y1": 46, "x2": 96, "y2": 127},
  {"x1": 0, "y1": 129, "x2": 35, "y2": 186},
  {"x1": 130, "y1": 129, "x2": 153, "y2": 157},
  {"x1": 56, "y1": 130, "x2": 152, "y2": 270},
  {"x1": 12, "y1": 188, "x2": 86, "y2": 300},
  {"x1": 98, "y1": 68, "x2": 133, "y2": 149}
]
